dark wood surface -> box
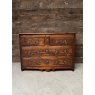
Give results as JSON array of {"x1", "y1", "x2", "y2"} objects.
[{"x1": 19, "y1": 33, "x2": 75, "y2": 71}]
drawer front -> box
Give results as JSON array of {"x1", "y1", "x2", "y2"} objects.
[
  {"x1": 22, "y1": 56, "x2": 73, "y2": 67},
  {"x1": 21, "y1": 46, "x2": 74, "y2": 57},
  {"x1": 50, "y1": 37, "x2": 74, "y2": 46},
  {"x1": 20, "y1": 36, "x2": 45, "y2": 46},
  {"x1": 44, "y1": 34, "x2": 75, "y2": 46}
]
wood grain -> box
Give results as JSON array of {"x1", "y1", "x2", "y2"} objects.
[
  {"x1": 19, "y1": 0, "x2": 82, "y2": 9},
  {"x1": 19, "y1": 33, "x2": 75, "y2": 70}
]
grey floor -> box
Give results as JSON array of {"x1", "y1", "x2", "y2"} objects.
[{"x1": 12, "y1": 63, "x2": 83, "y2": 95}]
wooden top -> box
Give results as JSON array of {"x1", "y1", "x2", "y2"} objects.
[{"x1": 19, "y1": 33, "x2": 76, "y2": 35}]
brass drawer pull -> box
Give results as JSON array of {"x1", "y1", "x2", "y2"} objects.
[
  {"x1": 36, "y1": 60, "x2": 41, "y2": 65},
  {"x1": 60, "y1": 40, "x2": 67, "y2": 44},
  {"x1": 45, "y1": 36, "x2": 49, "y2": 43},
  {"x1": 61, "y1": 49, "x2": 67, "y2": 54},
  {"x1": 32, "y1": 40, "x2": 39, "y2": 44},
  {"x1": 28, "y1": 51, "x2": 32, "y2": 55},
  {"x1": 63, "y1": 60, "x2": 68, "y2": 64},
  {"x1": 63, "y1": 40, "x2": 67, "y2": 44},
  {"x1": 34, "y1": 40, "x2": 39, "y2": 44},
  {"x1": 45, "y1": 49, "x2": 50, "y2": 54},
  {"x1": 55, "y1": 40, "x2": 67, "y2": 44},
  {"x1": 36, "y1": 50, "x2": 41, "y2": 55},
  {"x1": 54, "y1": 49, "x2": 59, "y2": 55},
  {"x1": 27, "y1": 40, "x2": 39, "y2": 45},
  {"x1": 45, "y1": 60, "x2": 49, "y2": 64},
  {"x1": 55, "y1": 40, "x2": 59, "y2": 44}
]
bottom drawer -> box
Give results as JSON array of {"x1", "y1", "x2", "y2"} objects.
[{"x1": 21, "y1": 56, "x2": 74, "y2": 70}]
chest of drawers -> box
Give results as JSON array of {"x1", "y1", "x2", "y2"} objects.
[{"x1": 19, "y1": 33, "x2": 75, "y2": 71}]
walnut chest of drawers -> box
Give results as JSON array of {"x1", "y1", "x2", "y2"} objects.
[{"x1": 19, "y1": 33, "x2": 75, "y2": 71}]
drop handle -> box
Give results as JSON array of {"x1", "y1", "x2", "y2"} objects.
[
  {"x1": 46, "y1": 38, "x2": 49, "y2": 43},
  {"x1": 45, "y1": 49, "x2": 50, "y2": 54},
  {"x1": 28, "y1": 51, "x2": 32, "y2": 55},
  {"x1": 27, "y1": 40, "x2": 39, "y2": 45},
  {"x1": 32, "y1": 40, "x2": 38, "y2": 44},
  {"x1": 36, "y1": 50, "x2": 41, "y2": 55},
  {"x1": 45, "y1": 60, "x2": 49, "y2": 64},
  {"x1": 54, "y1": 50, "x2": 59, "y2": 55},
  {"x1": 36, "y1": 60, "x2": 41, "y2": 64},
  {"x1": 45, "y1": 36, "x2": 49, "y2": 43},
  {"x1": 64, "y1": 40, "x2": 67, "y2": 44},
  {"x1": 63, "y1": 60, "x2": 68, "y2": 64},
  {"x1": 61, "y1": 49, "x2": 67, "y2": 54},
  {"x1": 34, "y1": 40, "x2": 39, "y2": 44},
  {"x1": 55, "y1": 40, "x2": 59, "y2": 44}
]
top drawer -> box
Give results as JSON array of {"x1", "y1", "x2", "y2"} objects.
[
  {"x1": 19, "y1": 34, "x2": 75, "y2": 46},
  {"x1": 19, "y1": 35, "x2": 45, "y2": 46},
  {"x1": 45, "y1": 34, "x2": 75, "y2": 46}
]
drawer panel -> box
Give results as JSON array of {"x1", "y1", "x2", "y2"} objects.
[
  {"x1": 44, "y1": 34, "x2": 75, "y2": 46},
  {"x1": 21, "y1": 46, "x2": 74, "y2": 57},
  {"x1": 22, "y1": 56, "x2": 73, "y2": 67},
  {"x1": 19, "y1": 36, "x2": 45, "y2": 46},
  {"x1": 50, "y1": 37, "x2": 74, "y2": 46}
]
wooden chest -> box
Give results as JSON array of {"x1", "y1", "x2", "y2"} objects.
[{"x1": 19, "y1": 33, "x2": 76, "y2": 71}]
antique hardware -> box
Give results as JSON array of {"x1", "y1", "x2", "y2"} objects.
[
  {"x1": 59, "y1": 40, "x2": 67, "y2": 44},
  {"x1": 34, "y1": 40, "x2": 39, "y2": 44},
  {"x1": 55, "y1": 40, "x2": 59, "y2": 44},
  {"x1": 36, "y1": 50, "x2": 41, "y2": 55},
  {"x1": 63, "y1": 60, "x2": 68, "y2": 64},
  {"x1": 28, "y1": 51, "x2": 32, "y2": 55},
  {"x1": 64, "y1": 40, "x2": 67, "y2": 44},
  {"x1": 36, "y1": 60, "x2": 41, "y2": 65},
  {"x1": 54, "y1": 49, "x2": 59, "y2": 55},
  {"x1": 55, "y1": 40, "x2": 67, "y2": 44},
  {"x1": 26, "y1": 40, "x2": 39, "y2": 45},
  {"x1": 45, "y1": 60, "x2": 49, "y2": 64},
  {"x1": 61, "y1": 48, "x2": 67, "y2": 54},
  {"x1": 45, "y1": 49, "x2": 50, "y2": 54},
  {"x1": 31, "y1": 40, "x2": 38, "y2": 44},
  {"x1": 45, "y1": 36, "x2": 49, "y2": 44}
]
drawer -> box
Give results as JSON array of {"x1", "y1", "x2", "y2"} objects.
[
  {"x1": 22, "y1": 56, "x2": 73, "y2": 67},
  {"x1": 49, "y1": 35, "x2": 75, "y2": 46},
  {"x1": 21, "y1": 46, "x2": 74, "y2": 57},
  {"x1": 44, "y1": 35, "x2": 75, "y2": 46},
  {"x1": 19, "y1": 35, "x2": 45, "y2": 46}
]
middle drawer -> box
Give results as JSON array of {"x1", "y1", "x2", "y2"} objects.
[{"x1": 21, "y1": 46, "x2": 74, "y2": 57}]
